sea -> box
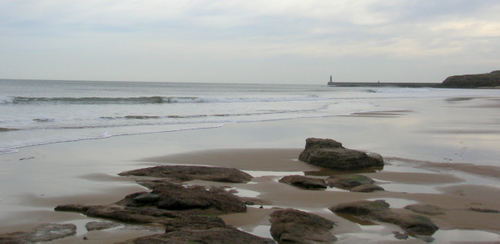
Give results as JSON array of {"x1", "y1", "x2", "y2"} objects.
[{"x1": 1, "y1": 79, "x2": 499, "y2": 155}]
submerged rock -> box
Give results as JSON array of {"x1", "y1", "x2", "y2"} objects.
[
  {"x1": 298, "y1": 138, "x2": 384, "y2": 170},
  {"x1": 119, "y1": 165, "x2": 253, "y2": 183},
  {"x1": 85, "y1": 221, "x2": 121, "y2": 231},
  {"x1": 329, "y1": 200, "x2": 438, "y2": 236},
  {"x1": 326, "y1": 174, "x2": 375, "y2": 189},
  {"x1": 269, "y1": 208, "x2": 336, "y2": 243},
  {"x1": 0, "y1": 223, "x2": 77, "y2": 243},
  {"x1": 119, "y1": 227, "x2": 275, "y2": 244},
  {"x1": 404, "y1": 204, "x2": 445, "y2": 216},
  {"x1": 350, "y1": 184, "x2": 385, "y2": 192},
  {"x1": 278, "y1": 175, "x2": 327, "y2": 190}
]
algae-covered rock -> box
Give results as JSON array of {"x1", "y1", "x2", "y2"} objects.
[
  {"x1": 119, "y1": 227, "x2": 276, "y2": 244},
  {"x1": 269, "y1": 208, "x2": 336, "y2": 243},
  {"x1": 119, "y1": 165, "x2": 253, "y2": 183},
  {"x1": 278, "y1": 175, "x2": 327, "y2": 190},
  {"x1": 299, "y1": 138, "x2": 384, "y2": 170},
  {"x1": 350, "y1": 184, "x2": 385, "y2": 192},
  {"x1": 329, "y1": 200, "x2": 438, "y2": 236},
  {"x1": 326, "y1": 174, "x2": 375, "y2": 189}
]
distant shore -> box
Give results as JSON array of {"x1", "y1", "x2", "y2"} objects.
[{"x1": 329, "y1": 82, "x2": 440, "y2": 88}]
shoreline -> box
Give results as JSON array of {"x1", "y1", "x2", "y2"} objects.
[{"x1": 1, "y1": 96, "x2": 500, "y2": 243}]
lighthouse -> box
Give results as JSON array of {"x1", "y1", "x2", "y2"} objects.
[{"x1": 327, "y1": 75, "x2": 334, "y2": 86}]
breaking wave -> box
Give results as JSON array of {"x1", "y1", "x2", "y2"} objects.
[{"x1": 2, "y1": 96, "x2": 327, "y2": 105}]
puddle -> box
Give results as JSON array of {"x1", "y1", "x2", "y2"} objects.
[
  {"x1": 431, "y1": 229, "x2": 500, "y2": 244},
  {"x1": 243, "y1": 170, "x2": 304, "y2": 177},
  {"x1": 304, "y1": 167, "x2": 383, "y2": 176},
  {"x1": 379, "y1": 183, "x2": 442, "y2": 194},
  {"x1": 229, "y1": 188, "x2": 261, "y2": 198},
  {"x1": 240, "y1": 225, "x2": 273, "y2": 239}
]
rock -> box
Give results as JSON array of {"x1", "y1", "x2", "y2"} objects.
[
  {"x1": 329, "y1": 200, "x2": 438, "y2": 236},
  {"x1": 469, "y1": 207, "x2": 500, "y2": 213},
  {"x1": 119, "y1": 227, "x2": 275, "y2": 244},
  {"x1": 326, "y1": 174, "x2": 375, "y2": 189},
  {"x1": 0, "y1": 223, "x2": 79, "y2": 243},
  {"x1": 0, "y1": 231, "x2": 28, "y2": 243},
  {"x1": 269, "y1": 208, "x2": 337, "y2": 243},
  {"x1": 404, "y1": 204, "x2": 445, "y2": 216},
  {"x1": 278, "y1": 175, "x2": 327, "y2": 189},
  {"x1": 119, "y1": 165, "x2": 253, "y2": 183},
  {"x1": 56, "y1": 182, "x2": 247, "y2": 226},
  {"x1": 393, "y1": 231, "x2": 409, "y2": 240},
  {"x1": 298, "y1": 138, "x2": 384, "y2": 170},
  {"x1": 85, "y1": 221, "x2": 121, "y2": 231},
  {"x1": 440, "y1": 70, "x2": 500, "y2": 88},
  {"x1": 350, "y1": 184, "x2": 385, "y2": 192}
]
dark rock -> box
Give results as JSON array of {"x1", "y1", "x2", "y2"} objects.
[
  {"x1": 119, "y1": 165, "x2": 253, "y2": 183},
  {"x1": 119, "y1": 227, "x2": 275, "y2": 244},
  {"x1": 350, "y1": 184, "x2": 385, "y2": 192},
  {"x1": 440, "y1": 70, "x2": 500, "y2": 88},
  {"x1": 329, "y1": 200, "x2": 438, "y2": 236},
  {"x1": 393, "y1": 231, "x2": 409, "y2": 240},
  {"x1": 85, "y1": 221, "x2": 121, "y2": 231},
  {"x1": 278, "y1": 175, "x2": 327, "y2": 190},
  {"x1": 469, "y1": 207, "x2": 500, "y2": 213},
  {"x1": 298, "y1": 138, "x2": 384, "y2": 170},
  {"x1": 56, "y1": 183, "x2": 247, "y2": 226},
  {"x1": 133, "y1": 193, "x2": 160, "y2": 205},
  {"x1": 404, "y1": 204, "x2": 445, "y2": 215},
  {"x1": 54, "y1": 203, "x2": 92, "y2": 213},
  {"x1": 326, "y1": 174, "x2": 375, "y2": 189},
  {"x1": 269, "y1": 208, "x2": 336, "y2": 243}
]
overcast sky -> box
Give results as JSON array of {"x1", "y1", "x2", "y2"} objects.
[{"x1": 1, "y1": 0, "x2": 499, "y2": 84}]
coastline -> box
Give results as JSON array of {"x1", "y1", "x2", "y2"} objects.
[{"x1": 1, "y1": 96, "x2": 500, "y2": 243}]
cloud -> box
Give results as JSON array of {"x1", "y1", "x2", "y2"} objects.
[{"x1": 1, "y1": 0, "x2": 500, "y2": 83}]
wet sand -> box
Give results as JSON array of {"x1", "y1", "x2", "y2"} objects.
[{"x1": 1, "y1": 96, "x2": 500, "y2": 243}]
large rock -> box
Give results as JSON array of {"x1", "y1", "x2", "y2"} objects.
[
  {"x1": 0, "y1": 223, "x2": 77, "y2": 243},
  {"x1": 299, "y1": 138, "x2": 384, "y2": 170},
  {"x1": 119, "y1": 227, "x2": 275, "y2": 244},
  {"x1": 55, "y1": 182, "x2": 247, "y2": 226},
  {"x1": 278, "y1": 175, "x2": 327, "y2": 190},
  {"x1": 119, "y1": 165, "x2": 253, "y2": 183},
  {"x1": 269, "y1": 208, "x2": 337, "y2": 243},
  {"x1": 329, "y1": 200, "x2": 438, "y2": 236}
]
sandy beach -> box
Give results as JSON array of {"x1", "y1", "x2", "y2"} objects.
[{"x1": 1, "y1": 96, "x2": 500, "y2": 243}]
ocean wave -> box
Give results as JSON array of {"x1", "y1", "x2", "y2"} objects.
[{"x1": 2, "y1": 95, "x2": 327, "y2": 105}]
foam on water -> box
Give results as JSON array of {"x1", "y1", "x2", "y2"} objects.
[{"x1": 2, "y1": 79, "x2": 500, "y2": 155}]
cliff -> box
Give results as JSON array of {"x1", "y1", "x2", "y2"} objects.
[{"x1": 440, "y1": 70, "x2": 500, "y2": 88}]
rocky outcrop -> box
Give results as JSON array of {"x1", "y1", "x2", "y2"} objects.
[
  {"x1": 329, "y1": 200, "x2": 438, "y2": 236},
  {"x1": 278, "y1": 175, "x2": 327, "y2": 189},
  {"x1": 298, "y1": 138, "x2": 384, "y2": 170},
  {"x1": 119, "y1": 165, "x2": 253, "y2": 183},
  {"x1": 119, "y1": 227, "x2": 275, "y2": 244},
  {"x1": 440, "y1": 70, "x2": 500, "y2": 88},
  {"x1": 269, "y1": 209, "x2": 336, "y2": 243},
  {"x1": 0, "y1": 223, "x2": 76, "y2": 243},
  {"x1": 55, "y1": 182, "x2": 247, "y2": 226}
]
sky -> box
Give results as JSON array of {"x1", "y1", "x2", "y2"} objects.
[{"x1": 1, "y1": 0, "x2": 499, "y2": 84}]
